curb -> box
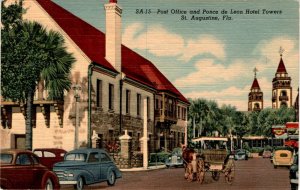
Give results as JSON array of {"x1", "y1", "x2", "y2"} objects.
[{"x1": 120, "y1": 165, "x2": 166, "y2": 172}]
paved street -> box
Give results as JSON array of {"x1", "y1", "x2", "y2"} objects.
[{"x1": 62, "y1": 158, "x2": 290, "y2": 190}]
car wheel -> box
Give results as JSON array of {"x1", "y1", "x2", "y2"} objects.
[
  {"x1": 74, "y1": 176, "x2": 84, "y2": 190},
  {"x1": 44, "y1": 179, "x2": 53, "y2": 190},
  {"x1": 291, "y1": 183, "x2": 298, "y2": 190},
  {"x1": 107, "y1": 171, "x2": 116, "y2": 186}
]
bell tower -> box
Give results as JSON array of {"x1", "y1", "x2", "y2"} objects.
[
  {"x1": 272, "y1": 47, "x2": 292, "y2": 109},
  {"x1": 248, "y1": 67, "x2": 264, "y2": 111}
]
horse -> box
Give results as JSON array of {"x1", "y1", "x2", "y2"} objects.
[{"x1": 181, "y1": 144, "x2": 198, "y2": 180}]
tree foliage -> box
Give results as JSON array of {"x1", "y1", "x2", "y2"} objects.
[
  {"x1": 1, "y1": 1, "x2": 75, "y2": 150},
  {"x1": 187, "y1": 98, "x2": 296, "y2": 142}
]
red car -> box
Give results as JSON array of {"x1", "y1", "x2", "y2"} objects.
[
  {"x1": 33, "y1": 148, "x2": 67, "y2": 170},
  {"x1": 0, "y1": 149, "x2": 60, "y2": 189}
]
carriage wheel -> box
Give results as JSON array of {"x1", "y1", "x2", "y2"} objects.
[
  {"x1": 225, "y1": 162, "x2": 235, "y2": 185},
  {"x1": 211, "y1": 171, "x2": 220, "y2": 181},
  {"x1": 196, "y1": 159, "x2": 205, "y2": 184},
  {"x1": 186, "y1": 163, "x2": 194, "y2": 182}
]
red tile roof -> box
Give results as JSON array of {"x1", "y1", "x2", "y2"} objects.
[
  {"x1": 276, "y1": 57, "x2": 287, "y2": 73},
  {"x1": 251, "y1": 78, "x2": 260, "y2": 89},
  {"x1": 36, "y1": 0, "x2": 189, "y2": 104}
]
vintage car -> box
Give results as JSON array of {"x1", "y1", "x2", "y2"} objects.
[
  {"x1": 0, "y1": 149, "x2": 60, "y2": 189},
  {"x1": 53, "y1": 148, "x2": 122, "y2": 190},
  {"x1": 165, "y1": 147, "x2": 183, "y2": 167},
  {"x1": 234, "y1": 150, "x2": 248, "y2": 160},
  {"x1": 273, "y1": 149, "x2": 293, "y2": 168},
  {"x1": 262, "y1": 150, "x2": 272, "y2": 158},
  {"x1": 33, "y1": 148, "x2": 67, "y2": 170},
  {"x1": 290, "y1": 153, "x2": 298, "y2": 190}
]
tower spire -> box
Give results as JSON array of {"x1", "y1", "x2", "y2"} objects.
[
  {"x1": 248, "y1": 67, "x2": 263, "y2": 111},
  {"x1": 253, "y1": 67, "x2": 258, "y2": 78},
  {"x1": 272, "y1": 46, "x2": 292, "y2": 109},
  {"x1": 279, "y1": 46, "x2": 284, "y2": 57}
]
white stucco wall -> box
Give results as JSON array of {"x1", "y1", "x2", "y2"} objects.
[{"x1": 1, "y1": 0, "x2": 91, "y2": 151}]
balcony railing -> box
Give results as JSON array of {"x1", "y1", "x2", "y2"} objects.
[
  {"x1": 279, "y1": 96, "x2": 289, "y2": 101},
  {"x1": 1, "y1": 93, "x2": 64, "y2": 128},
  {"x1": 154, "y1": 109, "x2": 177, "y2": 122}
]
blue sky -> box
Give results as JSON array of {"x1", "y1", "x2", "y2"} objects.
[{"x1": 54, "y1": 0, "x2": 299, "y2": 111}]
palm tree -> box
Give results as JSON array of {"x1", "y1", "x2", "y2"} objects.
[
  {"x1": 2, "y1": 20, "x2": 74, "y2": 150},
  {"x1": 205, "y1": 100, "x2": 220, "y2": 136},
  {"x1": 41, "y1": 29, "x2": 74, "y2": 100},
  {"x1": 220, "y1": 105, "x2": 237, "y2": 151}
]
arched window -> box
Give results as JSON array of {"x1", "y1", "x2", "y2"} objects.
[{"x1": 281, "y1": 90, "x2": 287, "y2": 96}]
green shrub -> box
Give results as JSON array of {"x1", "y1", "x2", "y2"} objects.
[
  {"x1": 242, "y1": 142, "x2": 250, "y2": 151},
  {"x1": 264, "y1": 145, "x2": 273, "y2": 151},
  {"x1": 149, "y1": 152, "x2": 170, "y2": 163},
  {"x1": 250, "y1": 147, "x2": 264, "y2": 153}
]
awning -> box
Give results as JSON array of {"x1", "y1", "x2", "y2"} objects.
[
  {"x1": 192, "y1": 137, "x2": 228, "y2": 142},
  {"x1": 286, "y1": 122, "x2": 299, "y2": 129}
]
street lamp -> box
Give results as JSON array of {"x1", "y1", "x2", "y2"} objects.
[{"x1": 73, "y1": 84, "x2": 82, "y2": 149}]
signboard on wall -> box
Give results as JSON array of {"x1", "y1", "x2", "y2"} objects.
[{"x1": 272, "y1": 125, "x2": 287, "y2": 139}]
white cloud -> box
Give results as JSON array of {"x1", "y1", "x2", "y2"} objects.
[
  {"x1": 122, "y1": 23, "x2": 225, "y2": 60},
  {"x1": 123, "y1": 23, "x2": 184, "y2": 57},
  {"x1": 179, "y1": 35, "x2": 225, "y2": 62},
  {"x1": 123, "y1": 24, "x2": 298, "y2": 111},
  {"x1": 184, "y1": 77, "x2": 273, "y2": 111},
  {"x1": 185, "y1": 85, "x2": 250, "y2": 111},
  {"x1": 174, "y1": 59, "x2": 248, "y2": 87}
]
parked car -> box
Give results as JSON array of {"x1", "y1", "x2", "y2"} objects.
[
  {"x1": 273, "y1": 149, "x2": 293, "y2": 168},
  {"x1": 33, "y1": 148, "x2": 67, "y2": 170},
  {"x1": 234, "y1": 149, "x2": 248, "y2": 160},
  {"x1": 165, "y1": 147, "x2": 183, "y2": 167},
  {"x1": 270, "y1": 151, "x2": 274, "y2": 163},
  {"x1": 0, "y1": 149, "x2": 60, "y2": 189},
  {"x1": 262, "y1": 150, "x2": 272, "y2": 158},
  {"x1": 290, "y1": 153, "x2": 298, "y2": 190},
  {"x1": 53, "y1": 148, "x2": 122, "y2": 190}
]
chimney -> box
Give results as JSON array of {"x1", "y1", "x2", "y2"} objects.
[{"x1": 104, "y1": 0, "x2": 122, "y2": 72}]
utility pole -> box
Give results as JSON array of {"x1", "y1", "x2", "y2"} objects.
[{"x1": 73, "y1": 84, "x2": 81, "y2": 149}]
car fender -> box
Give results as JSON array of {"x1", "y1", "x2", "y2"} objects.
[
  {"x1": 106, "y1": 166, "x2": 122, "y2": 179},
  {"x1": 70, "y1": 169, "x2": 96, "y2": 185},
  {"x1": 0, "y1": 177, "x2": 12, "y2": 189},
  {"x1": 41, "y1": 171, "x2": 60, "y2": 189}
]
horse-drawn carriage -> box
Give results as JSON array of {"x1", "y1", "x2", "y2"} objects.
[{"x1": 182, "y1": 137, "x2": 235, "y2": 184}]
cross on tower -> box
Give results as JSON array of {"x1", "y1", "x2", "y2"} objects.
[
  {"x1": 253, "y1": 67, "x2": 258, "y2": 78},
  {"x1": 279, "y1": 46, "x2": 285, "y2": 57}
]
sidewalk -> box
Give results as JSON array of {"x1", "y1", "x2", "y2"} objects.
[{"x1": 120, "y1": 164, "x2": 166, "y2": 172}]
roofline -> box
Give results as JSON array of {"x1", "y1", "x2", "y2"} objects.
[
  {"x1": 91, "y1": 62, "x2": 118, "y2": 77},
  {"x1": 178, "y1": 99, "x2": 190, "y2": 106},
  {"x1": 192, "y1": 137, "x2": 228, "y2": 142},
  {"x1": 124, "y1": 77, "x2": 157, "y2": 93}
]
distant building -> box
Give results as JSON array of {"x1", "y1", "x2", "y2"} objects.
[
  {"x1": 272, "y1": 53, "x2": 293, "y2": 108},
  {"x1": 248, "y1": 68, "x2": 263, "y2": 111}
]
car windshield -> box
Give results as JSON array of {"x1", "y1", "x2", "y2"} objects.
[
  {"x1": 65, "y1": 153, "x2": 87, "y2": 161},
  {"x1": 172, "y1": 148, "x2": 182, "y2": 155},
  {"x1": 0, "y1": 153, "x2": 13, "y2": 164}
]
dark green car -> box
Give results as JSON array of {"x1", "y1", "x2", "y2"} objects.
[
  {"x1": 290, "y1": 153, "x2": 298, "y2": 190},
  {"x1": 53, "y1": 148, "x2": 122, "y2": 190}
]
